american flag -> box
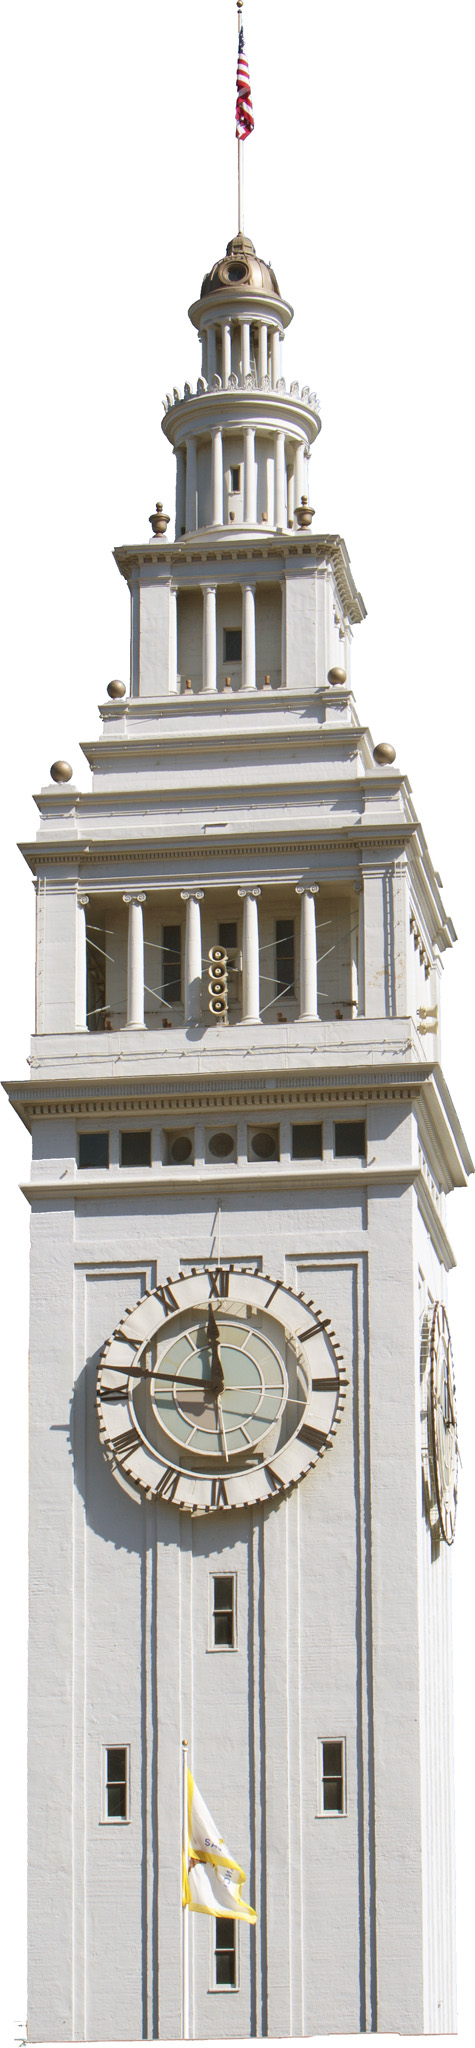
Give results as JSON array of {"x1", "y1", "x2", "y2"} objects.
[{"x1": 235, "y1": 23, "x2": 254, "y2": 140}]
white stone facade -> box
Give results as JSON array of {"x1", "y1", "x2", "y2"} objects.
[{"x1": 6, "y1": 225, "x2": 472, "y2": 2041}]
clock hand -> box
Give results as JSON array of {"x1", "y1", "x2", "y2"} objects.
[
  {"x1": 216, "y1": 1395, "x2": 229, "y2": 1463},
  {"x1": 206, "y1": 1305, "x2": 225, "y2": 1393},
  {"x1": 100, "y1": 1362, "x2": 221, "y2": 1388}
]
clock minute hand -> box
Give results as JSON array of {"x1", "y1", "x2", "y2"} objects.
[{"x1": 206, "y1": 1304, "x2": 225, "y2": 1393}]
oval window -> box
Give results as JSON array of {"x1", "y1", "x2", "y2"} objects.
[
  {"x1": 170, "y1": 1134, "x2": 193, "y2": 1164},
  {"x1": 251, "y1": 1130, "x2": 278, "y2": 1161},
  {"x1": 208, "y1": 1132, "x2": 235, "y2": 1160},
  {"x1": 226, "y1": 261, "x2": 247, "y2": 282}
]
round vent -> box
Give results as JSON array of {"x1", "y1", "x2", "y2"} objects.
[
  {"x1": 251, "y1": 1130, "x2": 278, "y2": 1161},
  {"x1": 208, "y1": 1132, "x2": 235, "y2": 1160},
  {"x1": 169, "y1": 1134, "x2": 193, "y2": 1164}
]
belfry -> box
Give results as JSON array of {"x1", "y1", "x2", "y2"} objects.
[{"x1": 5, "y1": 12, "x2": 472, "y2": 2040}]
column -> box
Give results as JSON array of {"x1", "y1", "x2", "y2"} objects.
[
  {"x1": 175, "y1": 448, "x2": 186, "y2": 537},
  {"x1": 222, "y1": 321, "x2": 232, "y2": 386},
  {"x1": 258, "y1": 323, "x2": 268, "y2": 385},
  {"x1": 271, "y1": 328, "x2": 281, "y2": 386},
  {"x1": 207, "y1": 325, "x2": 217, "y2": 384},
  {"x1": 241, "y1": 581, "x2": 256, "y2": 691},
  {"x1": 354, "y1": 880, "x2": 365, "y2": 1015},
  {"x1": 325, "y1": 562, "x2": 335, "y2": 677},
  {"x1": 181, "y1": 891, "x2": 204, "y2": 1024},
  {"x1": 296, "y1": 885, "x2": 319, "y2": 1020},
  {"x1": 123, "y1": 894, "x2": 146, "y2": 1028},
  {"x1": 185, "y1": 437, "x2": 197, "y2": 533},
  {"x1": 202, "y1": 584, "x2": 217, "y2": 692},
  {"x1": 244, "y1": 425, "x2": 256, "y2": 523},
  {"x1": 275, "y1": 430, "x2": 286, "y2": 528},
  {"x1": 241, "y1": 321, "x2": 251, "y2": 379},
  {"x1": 294, "y1": 440, "x2": 306, "y2": 512},
  {"x1": 169, "y1": 585, "x2": 178, "y2": 693},
  {"x1": 211, "y1": 428, "x2": 223, "y2": 525},
  {"x1": 76, "y1": 894, "x2": 89, "y2": 1030},
  {"x1": 237, "y1": 888, "x2": 261, "y2": 1022},
  {"x1": 200, "y1": 330, "x2": 208, "y2": 381}
]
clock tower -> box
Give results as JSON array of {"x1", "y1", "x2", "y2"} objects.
[{"x1": 6, "y1": 211, "x2": 472, "y2": 2042}]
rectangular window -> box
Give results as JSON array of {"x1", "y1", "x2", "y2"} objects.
[
  {"x1": 212, "y1": 1574, "x2": 236, "y2": 1648},
  {"x1": 104, "y1": 1745, "x2": 129, "y2": 1821},
  {"x1": 219, "y1": 921, "x2": 238, "y2": 951},
  {"x1": 230, "y1": 466, "x2": 241, "y2": 493},
  {"x1": 224, "y1": 628, "x2": 242, "y2": 663},
  {"x1": 317, "y1": 1739, "x2": 346, "y2": 1816},
  {"x1": 162, "y1": 924, "x2": 182, "y2": 1005},
  {"x1": 214, "y1": 1918, "x2": 237, "y2": 1988},
  {"x1": 120, "y1": 1129, "x2": 152, "y2": 1168},
  {"x1": 334, "y1": 1120, "x2": 366, "y2": 1158},
  {"x1": 78, "y1": 1131, "x2": 109, "y2": 1170},
  {"x1": 291, "y1": 1123, "x2": 323, "y2": 1160},
  {"x1": 275, "y1": 918, "x2": 295, "y2": 997}
]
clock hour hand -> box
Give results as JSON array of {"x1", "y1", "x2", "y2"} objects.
[
  {"x1": 216, "y1": 1395, "x2": 229, "y2": 1463},
  {"x1": 206, "y1": 1304, "x2": 225, "y2": 1393}
]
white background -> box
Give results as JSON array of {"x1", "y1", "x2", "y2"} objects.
[{"x1": 0, "y1": 1, "x2": 474, "y2": 2043}]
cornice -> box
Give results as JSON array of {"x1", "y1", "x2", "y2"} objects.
[
  {"x1": 4, "y1": 1066, "x2": 431, "y2": 1128},
  {"x1": 20, "y1": 1163, "x2": 419, "y2": 1205},
  {"x1": 19, "y1": 824, "x2": 417, "y2": 873}
]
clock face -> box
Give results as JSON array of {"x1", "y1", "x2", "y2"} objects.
[
  {"x1": 429, "y1": 1302, "x2": 458, "y2": 1544},
  {"x1": 96, "y1": 1266, "x2": 347, "y2": 1512}
]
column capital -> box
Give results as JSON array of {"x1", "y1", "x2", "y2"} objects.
[
  {"x1": 237, "y1": 886, "x2": 261, "y2": 900},
  {"x1": 295, "y1": 884, "x2": 319, "y2": 897},
  {"x1": 181, "y1": 890, "x2": 204, "y2": 903},
  {"x1": 353, "y1": 880, "x2": 363, "y2": 895},
  {"x1": 77, "y1": 894, "x2": 89, "y2": 908},
  {"x1": 200, "y1": 580, "x2": 217, "y2": 593},
  {"x1": 240, "y1": 577, "x2": 257, "y2": 592},
  {"x1": 123, "y1": 892, "x2": 147, "y2": 905}
]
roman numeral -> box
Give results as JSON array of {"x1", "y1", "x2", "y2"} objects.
[
  {"x1": 265, "y1": 1462, "x2": 285, "y2": 1493},
  {"x1": 155, "y1": 1466, "x2": 180, "y2": 1501},
  {"x1": 111, "y1": 1426, "x2": 141, "y2": 1461},
  {"x1": 100, "y1": 1383, "x2": 130, "y2": 1403},
  {"x1": 298, "y1": 1422, "x2": 328, "y2": 1452},
  {"x1": 155, "y1": 1283, "x2": 180, "y2": 1316},
  {"x1": 209, "y1": 1268, "x2": 230, "y2": 1299},
  {"x1": 210, "y1": 1476, "x2": 228, "y2": 1507},
  {"x1": 265, "y1": 1281, "x2": 281, "y2": 1308},
  {"x1": 297, "y1": 1318, "x2": 328, "y2": 1341},
  {"x1": 312, "y1": 1377, "x2": 339, "y2": 1393}
]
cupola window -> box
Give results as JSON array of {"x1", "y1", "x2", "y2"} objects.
[{"x1": 223, "y1": 627, "x2": 242, "y2": 663}]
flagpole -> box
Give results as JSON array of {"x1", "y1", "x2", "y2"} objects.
[
  {"x1": 182, "y1": 1738, "x2": 190, "y2": 2041},
  {"x1": 237, "y1": 0, "x2": 243, "y2": 233}
]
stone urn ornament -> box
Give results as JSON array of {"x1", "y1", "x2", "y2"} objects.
[
  {"x1": 295, "y1": 495, "x2": 315, "y2": 530},
  {"x1": 149, "y1": 501, "x2": 170, "y2": 537}
]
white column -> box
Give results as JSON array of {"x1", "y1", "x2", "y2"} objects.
[
  {"x1": 123, "y1": 893, "x2": 146, "y2": 1028},
  {"x1": 294, "y1": 440, "x2": 306, "y2": 512},
  {"x1": 222, "y1": 321, "x2": 232, "y2": 386},
  {"x1": 200, "y1": 330, "x2": 208, "y2": 380},
  {"x1": 244, "y1": 425, "x2": 256, "y2": 523},
  {"x1": 275, "y1": 430, "x2": 286, "y2": 528},
  {"x1": 355, "y1": 880, "x2": 365, "y2": 1015},
  {"x1": 241, "y1": 321, "x2": 251, "y2": 379},
  {"x1": 242, "y1": 581, "x2": 256, "y2": 690},
  {"x1": 238, "y1": 888, "x2": 261, "y2": 1022},
  {"x1": 296, "y1": 885, "x2": 319, "y2": 1020},
  {"x1": 169, "y1": 585, "x2": 178, "y2": 693},
  {"x1": 271, "y1": 329, "x2": 281, "y2": 386},
  {"x1": 202, "y1": 584, "x2": 217, "y2": 692},
  {"x1": 76, "y1": 894, "x2": 89, "y2": 1030},
  {"x1": 266, "y1": 449, "x2": 275, "y2": 527},
  {"x1": 207, "y1": 325, "x2": 217, "y2": 384},
  {"x1": 325, "y1": 563, "x2": 335, "y2": 677},
  {"x1": 185, "y1": 437, "x2": 197, "y2": 533},
  {"x1": 175, "y1": 448, "x2": 186, "y2": 538},
  {"x1": 181, "y1": 891, "x2": 204, "y2": 1024},
  {"x1": 258, "y1": 323, "x2": 268, "y2": 384},
  {"x1": 211, "y1": 428, "x2": 223, "y2": 526}
]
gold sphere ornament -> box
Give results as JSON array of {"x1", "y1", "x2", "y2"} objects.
[
  {"x1": 373, "y1": 742, "x2": 396, "y2": 765},
  {"x1": 50, "y1": 760, "x2": 73, "y2": 783},
  {"x1": 107, "y1": 679, "x2": 127, "y2": 700}
]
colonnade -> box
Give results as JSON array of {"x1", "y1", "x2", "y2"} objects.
[
  {"x1": 176, "y1": 576, "x2": 276, "y2": 693},
  {"x1": 175, "y1": 425, "x2": 308, "y2": 536},
  {"x1": 200, "y1": 318, "x2": 282, "y2": 391},
  {"x1": 76, "y1": 885, "x2": 329, "y2": 1030}
]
